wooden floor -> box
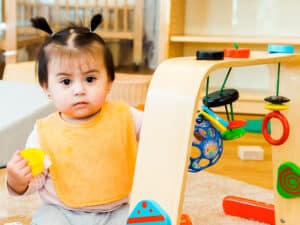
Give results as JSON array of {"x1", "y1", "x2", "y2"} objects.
[
  {"x1": 0, "y1": 113, "x2": 273, "y2": 224},
  {"x1": 206, "y1": 114, "x2": 273, "y2": 190}
]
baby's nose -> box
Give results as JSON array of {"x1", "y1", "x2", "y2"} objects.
[{"x1": 73, "y1": 81, "x2": 86, "y2": 95}]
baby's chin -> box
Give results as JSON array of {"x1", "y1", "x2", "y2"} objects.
[{"x1": 60, "y1": 110, "x2": 100, "y2": 123}]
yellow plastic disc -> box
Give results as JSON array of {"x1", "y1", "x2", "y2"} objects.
[
  {"x1": 20, "y1": 148, "x2": 45, "y2": 176},
  {"x1": 264, "y1": 103, "x2": 288, "y2": 111},
  {"x1": 200, "y1": 110, "x2": 227, "y2": 133}
]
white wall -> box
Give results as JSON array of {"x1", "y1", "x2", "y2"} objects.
[
  {"x1": 185, "y1": 0, "x2": 300, "y2": 37},
  {"x1": 183, "y1": 0, "x2": 300, "y2": 91}
]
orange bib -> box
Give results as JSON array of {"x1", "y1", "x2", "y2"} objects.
[{"x1": 37, "y1": 101, "x2": 137, "y2": 208}]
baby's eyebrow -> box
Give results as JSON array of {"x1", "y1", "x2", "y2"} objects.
[
  {"x1": 56, "y1": 72, "x2": 71, "y2": 77},
  {"x1": 83, "y1": 69, "x2": 99, "y2": 74},
  {"x1": 55, "y1": 69, "x2": 100, "y2": 77}
]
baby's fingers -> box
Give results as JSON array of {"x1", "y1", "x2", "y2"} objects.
[
  {"x1": 22, "y1": 164, "x2": 32, "y2": 176},
  {"x1": 16, "y1": 157, "x2": 29, "y2": 169},
  {"x1": 24, "y1": 172, "x2": 33, "y2": 183}
]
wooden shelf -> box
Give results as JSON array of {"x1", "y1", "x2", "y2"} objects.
[{"x1": 170, "y1": 35, "x2": 300, "y2": 45}]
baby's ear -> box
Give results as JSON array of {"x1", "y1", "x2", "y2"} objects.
[
  {"x1": 41, "y1": 83, "x2": 50, "y2": 98},
  {"x1": 107, "y1": 81, "x2": 112, "y2": 92},
  {"x1": 41, "y1": 82, "x2": 48, "y2": 91}
]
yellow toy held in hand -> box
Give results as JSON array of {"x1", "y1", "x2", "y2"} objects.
[{"x1": 20, "y1": 148, "x2": 51, "y2": 176}]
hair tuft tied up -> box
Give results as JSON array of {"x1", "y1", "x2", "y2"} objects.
[
  {"x1": 30, "y1": 17, "x2": 53, "y2": 35},
  {"x1": 90, "y1": 14, "x2": 103, "y2": 32}
]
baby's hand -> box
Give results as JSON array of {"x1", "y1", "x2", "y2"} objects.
[{"x1": 6, "y1": 150, "x2": 32, "y2": 194}]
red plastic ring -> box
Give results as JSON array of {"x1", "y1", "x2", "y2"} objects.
[{"x1": 262, "y1": 111, "x2": 290, "y2": 145}]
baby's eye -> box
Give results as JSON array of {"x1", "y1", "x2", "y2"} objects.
[
  {"x1": 61, "y1": 79, "x2": 71, "y2": 85},
  {"x1": 86, "y1": 76, "x2": 96, "y2": 83}
]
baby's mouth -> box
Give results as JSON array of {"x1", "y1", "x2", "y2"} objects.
[{"x1": 73, "y1": 101, "x2": 88, "y2": 107}]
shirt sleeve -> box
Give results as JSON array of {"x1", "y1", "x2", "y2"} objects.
[
  {"x1": 7, "y1": 124, "x2": 48, "y2": 196},
  {"x1": 129, "y1": 107, "x2": 143, "y2": 141},
  {"x1": 25, "y1": 124, "x2": 41, "y2": 149}
]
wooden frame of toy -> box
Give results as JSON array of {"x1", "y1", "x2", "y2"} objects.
[{"x1": 128, "y1": 50, "x2": 300, "y2": 225}]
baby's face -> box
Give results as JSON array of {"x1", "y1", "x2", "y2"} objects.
[{"x1": 44, "y1": 52, "x2": 112, "y2": 122}]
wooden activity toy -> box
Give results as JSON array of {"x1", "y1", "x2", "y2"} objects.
[
  {"x1": 223, "y1": 195, "x2": 275, "y2": 225},
  {"x1": 127, "y1": 200, "x2": 192, "y2": 225},
  {"x1": 188, "y1": 113, "x2": 223, "y2": 172},
  {"x1": 268, "y1": 44, "x2": 294, "y2": 54},
  {"x1": 127, "y1": 200, "x2": 171, "y2": 225},
  {"x1": 201, "y1": 66, "x2": 247, "y2": 141},
  {"x1": 196, "y1": 50, "x2": 224, "y2": 60},
  {"x1": 224, "y1": 43, "x2": 250, "y2": 58},
  {"x1": 262, "y1": 63, "x2": 290, "y2": 145},
  {"x1": 179, "y1": 214, "x2": 192, "y2": 225},
  {"x1": 128, "y1": 51, "x2": 300, "y2": 224},
  {"x1": 277, "y1": 161, "x2": 300, "y2": 199}
]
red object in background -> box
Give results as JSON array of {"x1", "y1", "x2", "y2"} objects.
[
  {"x1": 223, "y1": 195, "x2": 275, "y2": 225},
  {"x1": 224, "y1": 48, "x2": 250, "y2": 58},
  {"x1": 180, "y1": 214, "x2": 192, "y2": 225},
  {"x1": 227, "y1": 120, "x2": 247, "y2": 129}
]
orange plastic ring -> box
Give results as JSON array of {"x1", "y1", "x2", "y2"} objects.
[{"x1": 262, "y1": 111, "x2": 289, "y2": 145}]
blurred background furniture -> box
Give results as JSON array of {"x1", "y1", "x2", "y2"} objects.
[
  {"x1": 0, "y1": 80, "x2": 55, "y2": 167},
  {"x1": 3, "y1": 60, "x2": 151, "y2": 107},
  {"x1": 1, "y1": 0, "x2": 144, "y2": 66},
  {"x1": 0, "y1": 49, "x2": 5, "y2": 79}
]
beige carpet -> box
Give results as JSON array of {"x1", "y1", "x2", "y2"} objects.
[
  {"x1": 183, "y1": 172, "x2": 274, "y2": 225},
  {"x1": 1, "y1": 171, "x2": 273, "y2": 225}
]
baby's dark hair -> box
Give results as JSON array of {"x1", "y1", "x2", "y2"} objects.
[{"x1": 30, "y1": 14, "x2": 115, "y2": 86}]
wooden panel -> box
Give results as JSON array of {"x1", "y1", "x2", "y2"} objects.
[
  {"x1": 168, "y1": 0, "x2": 185, "y2": 58},
  {"x1": 132, "y1": 0, "x2": 143, "y2": 64},
  {"x1": 269, "y1": 61, "x2": 300, "y2": 225},
  {"x1": 157, "y1": 0, "x2": 171, "y2": 63},
  {"x1": 4, "y1": 0, "x2": 17, "y2": 63}
]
